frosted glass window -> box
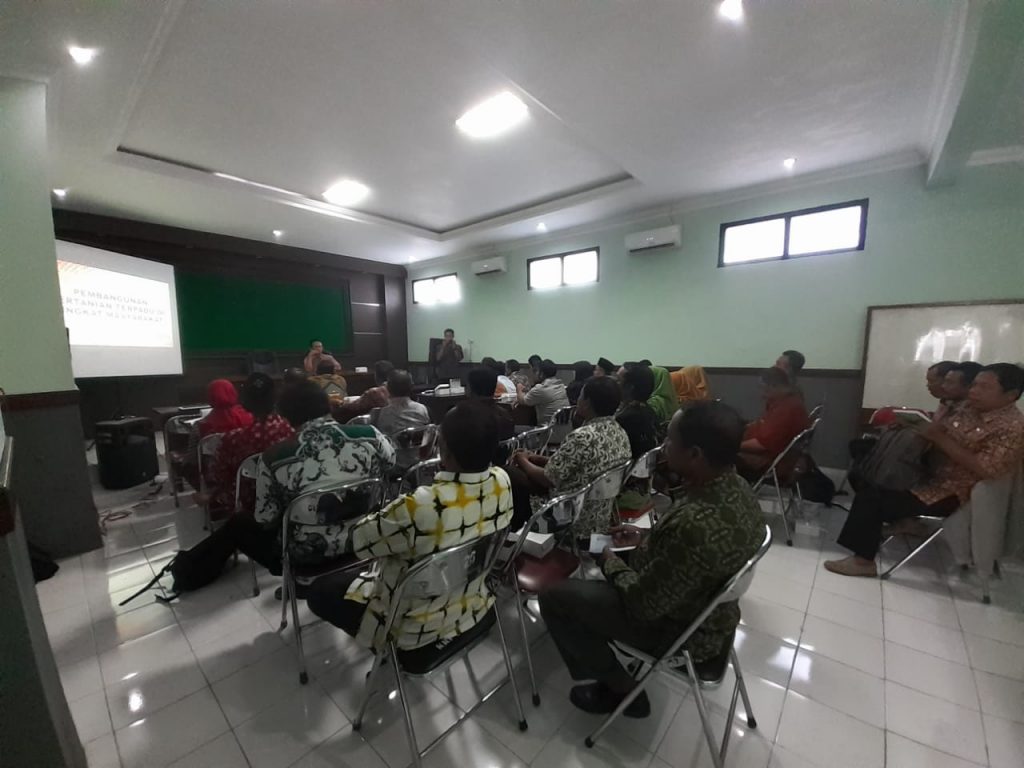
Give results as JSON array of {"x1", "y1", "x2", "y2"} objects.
[
  {"x1": 529, "y1": 248, "x2": 600, "y2": 290},
  {"x1": 789, "y1": 205, "x2": 864, "y2": 255},
  {"x1": 721, "y1": 219, "x2": 786, "y2": 265},
  {"x1": 563, "y1": 250, "x2": 598, "y2": 285},
  {"x1": 412, "y1": 274, "x2": 460, "y2": 304},
  {"x1": 528, "y1": 257, "x2": 563, "y2": 290}
]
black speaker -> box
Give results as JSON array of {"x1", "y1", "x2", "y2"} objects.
[{"x1": 95, "y1": 417, "x2": 159, "y2": 490}]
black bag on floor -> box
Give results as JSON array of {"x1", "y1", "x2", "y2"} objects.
[
  {"x1": 795, "y1": 455, "x2": 836, "y2": 505},
  {"x1": 119, "y1": 525, "x2": 238, "y2": 605}
]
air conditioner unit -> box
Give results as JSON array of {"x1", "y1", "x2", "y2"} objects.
[
  {"x1": 471, "y1": 256, "x2": 508, "y2": 276},
  {"x1": 626, "y1": 224, "x2": 681, "y2": 254}
]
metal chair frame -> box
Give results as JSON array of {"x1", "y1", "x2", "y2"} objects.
[
  {"x1": 546, "y1": 405, "x2": 577, "y2": 450},
  {"x1": 279, "y1": 475, "x2": 387, "y2": 683},
  {"x1": 808, "y1": 403, "x2": 824, "y2": 421},
  {"x1": 516, "y1": 424, "x2": 553, "y2": 455},
  {"x1": 583, "y1": 459, "x2": 634, "y2": 529},
  {"x1": 617, "y1": 446, "x2": 662, "y2": 522},
  {"x1": 878, "y1": 514, "x2": 948, "y2": 581},
  {"x1": 163, "y1": 414, "x2": 197, "y2": 507},
  {"x1": 346, "y1": 407, "x2": 382, "y2": 426},
  {"x1": 396, "y1": 457, "x2": 443, "y2": 499},
  {"x1": 197, "y1": 433, "x2": 224, "y2": 530},
  {"x1": 234, "y1": 452, "x2": 263, "y2": 597},
  {"x1": 351, "y1": 529, "x2": 527, "y2": 768},
  {"x1": 585, "y1": 524, "x2": 774, "y2": 768},
  {"x1": 751, "y1": 418, "x2": 821, "y2": 546}
]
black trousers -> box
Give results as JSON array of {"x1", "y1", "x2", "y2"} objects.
[
  {"x1": 505, "y1": 464, "x2": 549, "y2": 530},
  {"x1": 306, "y1": 570, "x2": 367, "y2": 636},
  {"x1": 220, "y1": 515, "x2": 283, "y2": 575},
  {"x1": 837, "y1": 485, "x2": 960, "y2": 560},
  {"x1": 538, "y1": 578, "x2": 656, "y2": 692}
]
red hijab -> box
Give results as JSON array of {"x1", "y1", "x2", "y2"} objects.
[{"x1": 199, "y1": 379, "x2": 253, "y2": 437}]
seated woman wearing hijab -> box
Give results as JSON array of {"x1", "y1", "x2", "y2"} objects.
[
  {"x1": 183, "y1": 379, "x2": 254, "y2": 489},
  {"x1": 566, "y1": 361, "x2": 594, "y2": 405},
  {"x1": 670, "y1": 366, "x2": 711, "y2": 404},
  {"x1": 647, "y1": 366, "x2": 678, "y2": 427}
]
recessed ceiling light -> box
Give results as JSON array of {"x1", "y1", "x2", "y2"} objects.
[
  {"x1": 272, "y1": 229, "x2": 283, "y2": 238},
  {"x1": 52, "y1": 188, "x2": 68, "y2": 199},
  {"x1": 536, "y1": 222, "x2": 547, "y2": 232},
  {"x1": 322, "y1": 178, "x2": 370, "y2": 207},
  {"x1": 718, "y1": 0, "x2": 744, "y2": 22},
  {"x1": 783, "y1": 157, "x2": 797, "y2": 170},
  {"x1": 67, "y1": 46, "x2": 99, "y2": 66},
  {"x1": 456, "y1": 91, "x2": 529, "y2": 139}
]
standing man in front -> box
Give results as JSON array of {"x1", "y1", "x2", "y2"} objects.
[{"x1": 435, "y1": 327, "x2": 464, "y2": 383}]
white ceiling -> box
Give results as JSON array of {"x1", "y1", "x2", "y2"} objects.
[{"x1": 1, "y1": 0, "x2": 1009, "y2": 266}]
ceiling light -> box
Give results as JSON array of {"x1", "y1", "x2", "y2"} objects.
[
  {"x1": 52, "y1": 188, "x2": 68, "y2": 199},
  {"x1": 783, "y1": 157, "x2": 797, "y2": 170},
  {"x1": 536, "y1": 222, "x2": 547, "y2": 232},
  {"x1": 718, "y1": 0, "x2": 744, "y2": 22},
  {"x1": 67, "y1": 46, "x2": 98, "y2": 66},
  {"x1": 272, "y1": 229, "x2": 283, "y2": 238},
  {"x1": 322, "y1": 178, "x2": 370, "y2": 207},
  {"x1": 456, "y1": 91, "x2": 529, "y2": 139}
]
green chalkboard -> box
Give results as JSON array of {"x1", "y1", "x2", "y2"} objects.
[{"x1": 176, "y1": 272, "x2": 352, "y2": 353}]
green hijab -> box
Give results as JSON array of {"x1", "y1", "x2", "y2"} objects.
[{"x1": 647, "y1": 366, "x2": 677, "y2": 423}]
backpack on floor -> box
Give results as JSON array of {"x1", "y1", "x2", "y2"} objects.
[
  {"x1": 795, "y1": 454, "x2": 836, "y2": 505},
  {"x1": 119, "y1": 525, "x2": 238, "y2": 605}
]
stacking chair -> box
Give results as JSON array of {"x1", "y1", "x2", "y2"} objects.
[
  {"x1": 751, "y1": 418, "x2": 820, "y2": 546},
  {"x1": 346, "y1": 408, "x2": 381, "y2": 426},
  {"x1": 163, "y1": 414, "x2": 196, "y2": 507},
  {"x1": 585, "y1": 524, "x2": 773, "y2": 768},
  {"x1": 499, "y1": 487, "x2": 589, "y2": 705},
  {"x1": 496, "y1": 436, "x2": 518, "y2": 466},
  {"x1": 351, "y1": 530, "x2": 527, "y2": 768},
  {"x1": 585, "y1": 459, "x2": 633, "y2": 529},
  {"x1": 396, "y1": 457, "x2": 442, "y2": 498},
  {"x1": 808, "y1": 403, "x2": 824, "y2": 421},
  {"x1": 517, "y1": 424, "x2": 553, "y2": 455},
  {"x1": 197, "y1": 433, "x2": 224, "y2": 530},
  {"x1": 389, "y1": 424, "x2": 440, "y2": 472},
  {"x1": 279, "y1": 476, "x2": 387, "y2": 683},
  {"x1": 877, "y1": 514, "x2": 949, "y2": 583},
  {"x1": 234, "y1": 452, "x2": 263, "y2": 597},
  {"x1": 617, "y1": 446, "x2": 662, "y2": 522},
  {"x1": 546, "y1": 405, "x2": 577, "y2": 450}
]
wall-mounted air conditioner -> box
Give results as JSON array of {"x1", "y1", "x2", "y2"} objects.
[
  {"x1": 471, "y1": 256, "x2": 508, "y2": 276},
  {"x1": 626, "y1": 224, "x2": 681, "y2": 254}
]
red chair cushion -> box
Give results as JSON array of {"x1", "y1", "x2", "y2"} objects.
[{"x1": 515, "y1": 548, "x2": 580, "y2": 594}]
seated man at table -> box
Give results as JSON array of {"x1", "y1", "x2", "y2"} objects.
[
  {"x1": 735, "y1": 367, "x2": 809, "y2": 482},
  {"x1": 538, "y1": 401, "x2": 764, "y2": 717},
  {"x1": 307, "y1": 401, "x2": 513, "y2": 657},
  {"x1": 376, "y1": 369, "x2": 431, "y2": 470},
  {"x1": 825, "y1": 363, "x2": 1024, "y2": 577},
  {"x1": 331, "y1": 360, "x2": 394, "y2": 423},
  {"x1": 309, "y1": 360, "x2": 349, "y2": 407},
  {"x1": 516, "y1": 358, "x2": 569, "y2": 424},
  {"x1": 510, "y1": 376, "x2": 631, "y2": 533}
]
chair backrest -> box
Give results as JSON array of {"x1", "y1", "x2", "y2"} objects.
[
  {"x1": 234, "y1": 451, "x2": 262, "y2": 514},
  {"x1": 752, "y1": 418, "x2": 820, "y2": 492},
  {"x1": 808, "y1": 403, "x2": 824, "y2": 421},
  {"x1": 165, "y1": 414, "x2": 195, "y2": 436},
  {"x1": 282, "y1": 476, "x2": 387, "y2": 546},
  {"x1": 496, "y1": 437, "x2": 518, "y2": 465},
  {"x1": 390, "y1": 424, "x2": 439, "y2": 453},
  {"x1": 503, "y1": 486, "x2": 590, "y2": 569},
  {"x1": 382, "y1": 526, "x2": 511, "y2": 637},
  {"x1": 399, "y1": 457, "x2": 443, "y2": 496},
  {"x1": 517, "y1": 424, "x2": 552, "y2": 454},
  {"x1": 585, "y1": 460, "x2": 632, "y2": 502},
  {"x1": 197, "y1": 433, "x2": 223, "y2": 492},
  {"x1": 347, "y1": 409, "x2": 380, "y2": 426},
  {"x1": 248, "y1": 350, "x2": 278, "y2": 375},
  {"x1": 548, "y1": 405, "x2": 577, "y2": 443},
  {"x1": 630, "y1": 447, "x2": 661, "y2": 480}
]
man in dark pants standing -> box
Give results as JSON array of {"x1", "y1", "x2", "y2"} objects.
[
  {"x1": 825, "y1": 363, "x2": 1024, "y2": 577},
  {"x1": 538, "y1": 401, "x2": 764, "y2": 718}
]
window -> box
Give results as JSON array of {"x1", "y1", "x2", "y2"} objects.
[
  {"x1": 719, "y1": 199, "x2": 867, "y2": 267},
  {"x1": 528, "y1": 248, "x2": 599, "y2": 290},
  {"x1": 412, "y1": 273, "x2": 460, "y2": 304}
]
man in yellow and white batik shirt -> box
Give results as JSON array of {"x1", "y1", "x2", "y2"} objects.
[{"x1": 308, "y1": 400, "x2": 513, "y2": 662}]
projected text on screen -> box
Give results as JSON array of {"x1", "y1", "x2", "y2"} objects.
[{"x1": 58, "y1": 261, "x2": 174, "y2": 348}]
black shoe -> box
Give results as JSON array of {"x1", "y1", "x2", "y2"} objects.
[{"x1": 569, "y1": 682, "x2": 650, "y2": 718}]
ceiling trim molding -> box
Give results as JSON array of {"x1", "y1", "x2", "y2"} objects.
[
  {"x1": 967, "y1": 145, "x2": 1024, "y2": 167},
  {"x1": 923, "y1": 0, "x2": 978, "y2": 172},
  {"x1": 408, "y1": 149, "x2": 926, "y2": 272}
]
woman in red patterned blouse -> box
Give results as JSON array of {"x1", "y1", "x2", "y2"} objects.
[{"x1": 206, "y1": 373, "x2": 294, "y2": 513}]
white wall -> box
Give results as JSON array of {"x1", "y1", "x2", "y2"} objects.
[{"x1": 406, "y1": 163, "x2": 1024, "y2": 370}]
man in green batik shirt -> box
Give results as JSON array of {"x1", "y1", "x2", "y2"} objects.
[{"x1": 539, "y1": 401, "x2": 765, "y2": 718}]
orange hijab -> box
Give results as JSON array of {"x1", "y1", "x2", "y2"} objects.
[{"x1": 670, "y1": 366, "x2": 710, "y2": 403}]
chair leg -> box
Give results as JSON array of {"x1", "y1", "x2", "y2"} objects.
[
  {"x1": 352, "y1": 650, "x2": 387, "y2": 731},
  {"x1": 879, "y1": 528, "x2": 944, "y2": 580},
  {"x1": 290, "y1": 582, "x2": 308, "y2": 685},
  {"x1": 250, "y1": 558, "x2": 260, "y2": 598},
  {"x1": 731, "y1": 647, "x2": 757, "y2": 729},
  {"x1": 586, "y1": 658, "x2": 660, "y2": 749},
  {"x1": 514, "y1": 590, "x2": 541, "y2": 705},
  {"x1": 685, "y1": 652, "x2": 725, "y2": 768},
  {"x1": 775, "y1": 484, "x2": 793, "y2": 546},
  {"x1": 390, "y1": 643, "x2": 422, "y2": 768},
  {"x1": 278, "y1": 559, "x2": 291, "y2": 631},
  {"x1": 494, "y1": 610, "x2": 528, "y2": 731}
]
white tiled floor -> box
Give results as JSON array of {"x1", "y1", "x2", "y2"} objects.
[{"x1": 39, "y1": 466, "x2": 1024, "y2": 768}]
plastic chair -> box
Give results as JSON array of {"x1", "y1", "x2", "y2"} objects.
[
  {"x1": 197, "y1": 433, "x2": 224, "y2": 530},
  {"x1": 751, "y1": 418, "x2": 820, "y2": 546},
  {"x1": 351, "y1": 529, "x2": 527, "y2": 768},
  {"x1": 585, "y1": 524, "x2": 774, "y2": 768},
  {"x1": 516, "y1": 424, "x2": 553, "y2": 454},
  {"x1": 234, "y1": 452, "x2": 263, "y2": 597},
  {"x1": 279, "y1": 476, "x2": 387, "y2": 683}
]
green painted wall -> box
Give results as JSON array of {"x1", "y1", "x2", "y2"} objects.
[
  {"x1": 0, "y1": 79, "x2": 76, "y2": 395},
  {"x1": 406, "y1": 163, "x2": 1024, "y2": 370}
]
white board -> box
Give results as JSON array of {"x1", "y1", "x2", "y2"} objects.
[{"x1": 862, "y1": 302, "x2": 1024, "y2": 410}]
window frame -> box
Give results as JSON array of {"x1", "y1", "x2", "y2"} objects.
[
  {"x1": 717, "y1": 198, "x2": 868, "y2": 268},
  {"x1": 411, "y1": 272, "x2": 460, "y2": 305},
  {"x1": 526, "y1": 247, "x2": 601, "y2": 291}
]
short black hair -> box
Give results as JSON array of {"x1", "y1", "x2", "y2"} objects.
[
  {"x1": 572, "y1": 360, "x2": 593, "y2": 381},
  {"x1": 581, "y1": 376, "x2": 622, "y2": 417},
  {"x1": 781, "y1": 350, "x2": 806, "y2": 373},
  {"x1": 315, "y1": 360, "x2": 335, "y2": 375},
  {"x1": 760, "y1": 367, "x2": 792, "y2": 388},
  {"x1": 528, "y1": 354, "x2": 542, "y2": 366},
  {"x1": 949, "y1": 361, "x2": 983, "y2": 385},
  {"x1": 928, "y1": 360, "x2": 957, "y2": 377},
  {"x1": 278, "y1": 380, "x2": 330, "y2": 427},
  {"x1": 639, "y1": 359, "x2": 652, "y2": 367},
  {"x1": 387, "y1": 369, "x2": 413, "y2": 398},
  {"x1": 441, "y1": 401, "x2": 498, "y2": 472},
  {"x1": 467, "y1": 366, "x2": 498, "y2": 397},
  {"x1": 484, "y1": 357, "x2": 505, "y2": 375},
  {"x1": 673, "y1": 400, "x2": 745, "y2": 468},
  {"x1": 505, "y1": 359, "x2": 521, "y2": 374},
  {"x1": 596, "y1": 357, "x2": 617, "y2": 375},
  {"x1": 539, "y1": 359, "x2": 558, "y2": 379},
  {"x1": 240, "y1": 372, "x2": 276, "y2": 417},
  {"x1": 444, "y1": 328, "x2": 455, "y2": 335},
  {"x1": 980, "y1": 363, "x2": 1024, "y2": 401},
  {"x1": 621, "y1": 365, "x2": 655, "y2": 402},
  {"x1": 374, "y1": 359, "x2": 394, "y2": 385}
]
